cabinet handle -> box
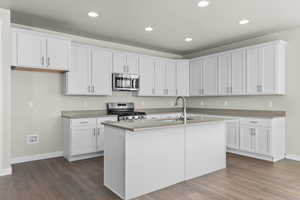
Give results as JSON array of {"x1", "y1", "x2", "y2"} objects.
[
  {"x1": 79, "y1": 121, "x2": 88, "y2": 124},
  {"x1": 92, "y1": 85, "x2": 95, "y2": 93},
  {"x1": 47, "y1": 57, "x2": 50, "y2": 67},
  {"x1": 93, "y1": 128, "x2": 96, "y2": 136},
  {"x1": 97, "y1": 128, "x2": 100, "y2": 136},
  {"x1": 41, "y1": 57, "x2": 45, "y2": 66},
  {"x1": 88, "y1": 85, "x2": 91, "y2": 93},
  {"x1": 152, "y1": 88, "x2": 155, "y2": 95}
]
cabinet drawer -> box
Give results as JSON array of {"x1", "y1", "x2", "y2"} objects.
[
  {"x1": 97, "y1": 117, "x2": 117, "y2": 127},
  {"x1": 71, "y1": 118, "x2": 97, "y2": 127},
  {"x1": 240, "y1": 118, "x2": 271, "y2": 127}
]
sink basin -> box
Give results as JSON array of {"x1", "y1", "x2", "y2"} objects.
[{"x1": 160, "y1": 117, "x2": 194, "y2": 122}]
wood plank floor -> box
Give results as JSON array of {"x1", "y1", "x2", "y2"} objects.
[{"x1": 1, "y1": 154, "x2": 300, "y2": 200}]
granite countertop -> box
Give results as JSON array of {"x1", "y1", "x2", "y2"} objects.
[
  {"x1": 61, "y1": 110, "x2": 116, "y2": 119},
  {"x1": 102, "y1": 116, "x2": 230, "y2": 132}
]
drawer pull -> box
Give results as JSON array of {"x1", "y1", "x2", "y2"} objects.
[
  {"x1": 79, "y1": 121, "x2": 89, "y2": 124},
  {"x1": 250, "y1": 121, "x2": 259, "y2": 124}
]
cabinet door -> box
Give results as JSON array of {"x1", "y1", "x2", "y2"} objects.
[
  {"x1": 165, "y1": 60, "x2": 177, "y2": 96},
  {"x1": 247, "y1": 48, "x2": 260, "y2": 94},
  {"x1": 254, "y1": 127, "x2": 271, "y2": 155},
  {"x1": 261, "y1": 45, "x2": 276, "y2": 94},
  {"x1": 231, "y1": 50, "x2": 246, "y2": 95},
  {"x1": 203, "y1": 56, "x2": 218, "y2": 96},
  {"x1": 65, "y1": 44, "x2": 91, "y2": 95},
  {"x1": 97, "y1": 127, "x2": 105, "y2": 151},
  {"x1": 176, "y1": 60, "x2": 189, "y2": 96},
  {"x1": 113, "y1": 52, "x2": 127, "y2": 73},
  {"x1": 16, "y1": 31, "x2": 46, "y2": 68},
  {"x1": 189, "y1": 59, "x2": 203, "y2": 96},
  {"x1": 46, "y1": 37, "x2": 70, "y2": 70},
  {"x1": 155, "y1": 60, "x2": 166, "y2": 96},
  {"x1": 139, "y1": 56, "x2": 156, "y2": 96},
  {"x1": 71, "y1": 127, "x2": 96, "y2": 155},
  {"x1": 239, "y1": 126, "x2": 253, "y2": 152},
  {"x1": 126, "y1": 53, "x2": 139, "y2": 74},
  {"x1": 91, "y1": 48, "x2": 112, "y2": 96},
  {"x1": 218, "y1": 54, "x2": 231, "y2": 95},
  {"x1": 226, "y1": 122, "x2": 239, "y2": 149}
]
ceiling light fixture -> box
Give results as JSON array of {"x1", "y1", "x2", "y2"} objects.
[
  {"x1": 185, "y1": 38, "x2": 193, "y2": 42},
  {"x1": 197, "y1": 0, "x2": 211, "y2": 7},
  {"x1": 88, "y1": 11, "x2": 99, "y2": 18},
  {"x1": 145, "y1": 26, "x2": 154, "y2": 32},
  {"x1": 239, "y1": 19, "x2": 250, "y2": 25}
]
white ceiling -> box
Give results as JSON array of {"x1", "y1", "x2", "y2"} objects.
[{"x1": 1, "y1": 0, "x2": 300, "y2": 55}]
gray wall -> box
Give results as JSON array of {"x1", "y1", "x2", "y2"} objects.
[{"x1": 185, "y1": 27, "x2": 300, "y2": 157}]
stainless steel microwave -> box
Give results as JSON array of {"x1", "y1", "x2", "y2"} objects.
[{"x1": 112, "y1": 73, "x2": 140, "y2": 91}]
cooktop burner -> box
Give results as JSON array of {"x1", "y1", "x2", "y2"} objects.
[{"x1": 106, "y1": 102, "x2": 147, "y2": 121}]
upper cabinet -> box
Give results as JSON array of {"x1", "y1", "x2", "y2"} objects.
[
  {"x1": 218, "y1": 50, "x2": 246, "y2": 95},
  {"x1": 189, "y1": 59, "x2": 204, "y2": 96},
  {"x1": 202, "y1": 56, "x2": 218, "y2": 96},
  {"x1": 11, "y1": 28, "x2": 70, "y2": 71},
  {"x1": 190, "y1": 40, "x2": 286, "y2": 97},
  {"x1": 113, "y1": 52, "x2": 139, "y2": 74},
  {"x1": 65, "y1": 43, "x2": 112, "y2": 96},
  {"x1": 138, "y1": 56, "x2": 156, "y2": 96},
  {"x1": 246, "y1": 41, "x2": 286, "y2": 95},
  {"x1": 176, "y1": 60, "x2": 190, "y2": 96}
]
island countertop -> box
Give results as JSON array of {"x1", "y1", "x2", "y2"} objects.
[{"x1": 102, "y1": 116, "x2": 231, "y2": 132}]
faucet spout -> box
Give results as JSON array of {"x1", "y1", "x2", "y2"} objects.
[{"x1": 175, "y1": 96, "x2": 187, "y2": 124}]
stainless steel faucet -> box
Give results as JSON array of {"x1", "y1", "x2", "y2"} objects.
[{"x1": 175, "y1": 96, "x2": 187, "y2": 124}]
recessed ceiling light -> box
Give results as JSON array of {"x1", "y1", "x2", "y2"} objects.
[
  {"x1": 145, "y1": 26, "x2": 154, "y2": 32},
  {"x1": 185, "y1": 38, "x2": 193, "y2": 42},
  {"x1": 239, "y1": 19, "x2": 250, "y2": 25},
  {"x1": 88, "y1": 11, "x2": 99, "y2": 18},
  {"x1": 198, "y1": 0, "x2": 211, "y2": 7}
]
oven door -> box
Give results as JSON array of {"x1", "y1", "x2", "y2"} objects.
[{"x1": 112, "y1": 73, "x2": 139, "y2": 91}]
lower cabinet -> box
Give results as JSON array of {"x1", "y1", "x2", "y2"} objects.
[
  {"x1": 63, "y1": 116, "x2": 117, "y2": 161},
  {"x1": 227, "y1": 117, "x2": 285, "y2": 162}
]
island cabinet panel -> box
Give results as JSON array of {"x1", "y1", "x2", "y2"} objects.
[
  {"x1": 125, "y1": 127, "x2": 185, "y2": 200},
  {"x1": 185, "y1": 123, "x2": 226, "y2": 180}
]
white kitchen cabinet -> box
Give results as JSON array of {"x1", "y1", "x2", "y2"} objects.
[
  {"x1": 239, "y1": 126, "x2": 253, "y2": 152},
  {"x1": 231, "y1": 50, "x2": 246, "y2": 95},
  {"x1": 226, "y1": 120, "x2": 240, "y2": 150},
  {"x1": 246, "y1": 41, "x2": 286, "y2": 95},
  {"x1": 63, "y1": 116, "x2": 117, "y2": 161},
  {"x1": 65, "y1": 43, "x2": 112, "y2": 96},
  {"x1": 255, "y1": 127, "x2": 271, "y2": 155},
  {"x1": 14, "y1": 30, "x2": 46, "y2": 68},
  {"x1": 46, "y1": 37, "x2": 70, "y2": 70},
  {"x1": 113, "y1": 52, "x2": 139, "y2": 74},
  {"x1": 70, "y1": 127, "x2": 97, "y2": 156},
  {"x1": 138, "y1": 56, "x2": 156, "y2": 96},
  {"x1": 91, "y1": 47, "x2": 112, "y2": 95},
  {"x1": 189, "y1": 59, "x2": 204, "y2": 96},
  {"x1": 12, "y1": 28, "x2": 70, "y2": 70},
  {"x1": 218, "y1": 50, "x2": 245, "y2": 95},
  {"x1": 65, "y1": 43, "x2": 90, "y2": 95},
  {"x1": 154, "y1": 59, "x2": 167, "y2": 96},
  {"x1": 203, "y1": 56, "x2": 218, "y2": 96},
  {"x1": 165, "y1": 60, "x2": 177, "y2": 96},
  {"x1": 176, "y1": 60, "x2": 190, "y2": 96}
]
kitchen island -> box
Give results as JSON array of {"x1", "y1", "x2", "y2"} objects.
[{"x1": 102, "y1": 116, "x2": 228, "y2": 200}]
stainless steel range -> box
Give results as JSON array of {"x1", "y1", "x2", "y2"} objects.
[{"x1": 106, "y1": 102, "x2": 146, "y2": 121}]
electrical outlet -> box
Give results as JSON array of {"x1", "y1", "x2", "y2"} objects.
[
  {"x1": 224, "y1": 101, "x2": 228, "y2": 106},
  {"x1": 28, "y1": 101, "x2": 33, "y2": 108},
  {"x1": 269, "y1": 101, "x2": 273, "y2": 108},
  {"x1": 27, "y1": 135, "x2": 39, "y2": 144},
  {"x1": 200, "y1": 101, "x2": 204, "y2": 106}
]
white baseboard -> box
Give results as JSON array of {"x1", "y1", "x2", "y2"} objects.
[
  {"x1": 0, "y1": 166, "x2": 12, "y2": 176},
  {"x1": 11, "y1": 151, "x2": 63, "y2": 164},
  {"x1": 285, "y1": 154, "x2": 300, "y2": 161}
]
